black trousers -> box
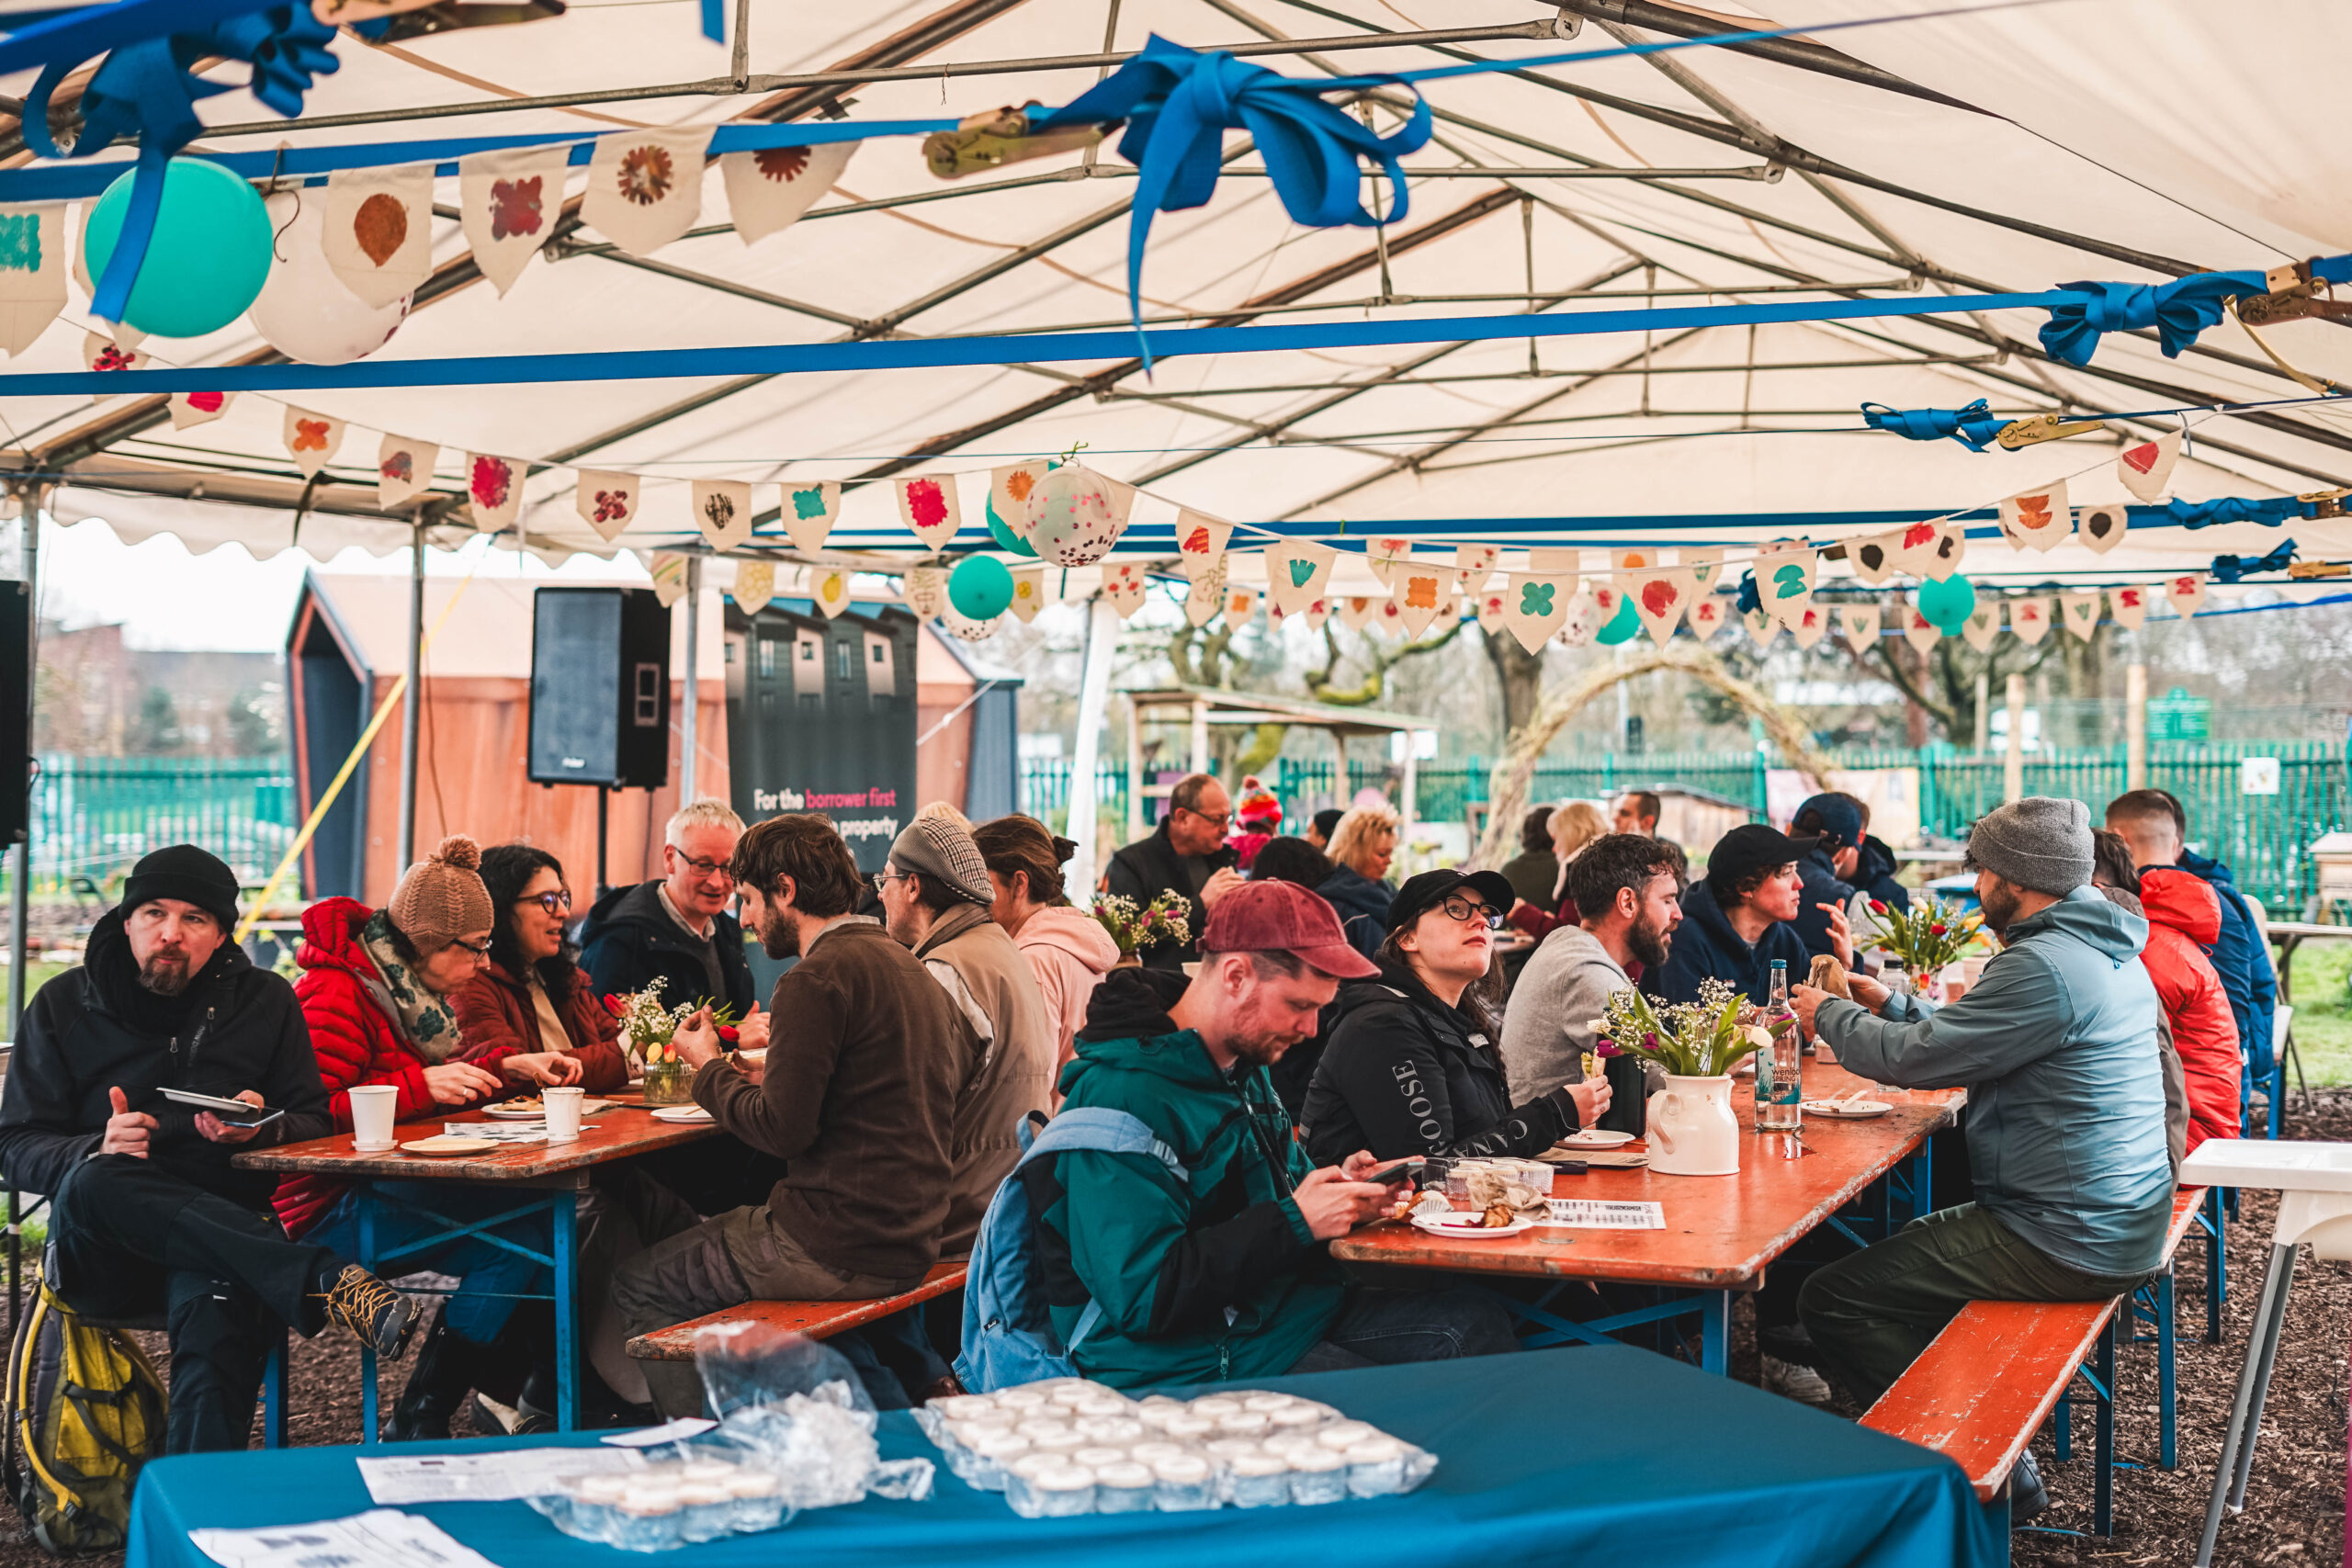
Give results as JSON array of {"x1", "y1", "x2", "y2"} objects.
[{"x1": 48, "y1": 1155, "x2": 338, "y2": 1454}]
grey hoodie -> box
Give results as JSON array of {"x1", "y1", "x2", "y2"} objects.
[
  {"x1": 1815, "y1": 885, "x2": 2173, "y2": 1277},
  {"x1": 1500, "y1": 926, "x2": 1628, "y2": 1101}
]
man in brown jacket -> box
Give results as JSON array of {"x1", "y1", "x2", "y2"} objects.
[
  {"x1": 877, "y1": 816, "x2": 1057, "y2": 1255},
  {"x1": 611, "y1": 814, "x2": 964, "y2": 1416}
]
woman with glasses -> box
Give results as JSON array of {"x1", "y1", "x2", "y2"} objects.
[
  {"x1": 1300, "y1": 869, "x2": 1612, "y2": 1167},
  {"x1": 452, "y1": 844, "x2": 629, "y2": 1094},
  {"x1": 275, "y1": 837, "x2": 560, "y2": 1439}
]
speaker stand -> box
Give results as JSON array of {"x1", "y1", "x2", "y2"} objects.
[{"x1": 595, "y1": 787, "x2": 610, "y2": 898}]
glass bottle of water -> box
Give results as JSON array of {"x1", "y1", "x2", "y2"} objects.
[
  {"x1": 1753, "y1": 965, "x2": 1778, "y2": 1130},
  {"x1": 1764, "y1": 960, "x2": 1803, "y2": 1131}
]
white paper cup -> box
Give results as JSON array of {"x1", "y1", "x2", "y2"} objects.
[
  {"x1": 544, "y1": 1086, "x2": 584, "y2": 1144},
  {"x1": 348, "y1": 1084, "x2": 397, "y2": 1150}
]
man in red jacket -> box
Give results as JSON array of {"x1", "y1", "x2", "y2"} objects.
[{"x1": 2092, "y1": 831, "x2": 2241, "y2": 1150}]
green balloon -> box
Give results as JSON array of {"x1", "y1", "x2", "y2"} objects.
[
  {"x1": 984, "y1": 494, "x2": 1038, "y2": 557},
  {"x1": 948, "y1": 554, "x2": 1016, "y2": 622},
  {"x1": 1917, "y1": 573, "x2": 1977, "y2": 634},
  {"x1": 1594, "y1": 593, "x2": 1639, "y2": 644},
  {"x1": 82, "y1": 158, "x2": 275, "y2": 339}
]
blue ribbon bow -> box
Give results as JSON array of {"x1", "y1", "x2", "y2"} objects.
[
  {"x1": 1035, "y1": 35, "x2": 1431, "y2": 367},
  {"x1": 2034, "y1": 255, "x2": 2352, "y2": 368},
  {"x1": 2210, "y1": 539, "x2": 2297, "y2": 583},
  {"x1": 1860, "y1": 399, "x2": 2007, "y2": 452},
  {"x1": 22, "y1": 4, "x2": 339, "y2": 326},
  {"x1": 2165, "y1": 495, "x2": 2304, "y2": 530}
]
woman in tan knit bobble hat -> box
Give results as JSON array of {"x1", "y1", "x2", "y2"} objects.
[{"x1": 281, "y1": 835, "x2": 571, "y2": 1440}]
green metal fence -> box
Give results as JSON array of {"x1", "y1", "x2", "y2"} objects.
[
  {"x1": 1023, "y1": 741, "x2": 2349, "y2": 913},
  {"x1": 23, "y1": 755, "x2": 295, "y2": 893}
]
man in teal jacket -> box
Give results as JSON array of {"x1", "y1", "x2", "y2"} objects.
[
  {"x1": 1023, "y1": 879, "x2": 1520, "y2": 1386},
  {"x1": 1791, "y1": 796, "x2": 2171, "y2": 1516}
]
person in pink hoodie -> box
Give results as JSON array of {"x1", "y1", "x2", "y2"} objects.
[{"x1": 971, "y1": 815, "x2": 1121, "y2": 1088}]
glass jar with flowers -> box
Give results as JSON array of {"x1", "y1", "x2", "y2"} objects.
[
  {"x1": 1088, "y1": 891, "x2": 1193, "y2": 968},
  {"x1": 1860, "y1": 895, "x2": 1985, "y2": 1003},
  {"x1": 604, "y1": 980, "x2": 698, "y2": 1105}
]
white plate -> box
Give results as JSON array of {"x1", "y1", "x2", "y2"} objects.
[
  {"x1": 1409, "y1": 1213, "x2": 1536, "y2": 1240},
  {"x1": 1555, "y1": 1128, "x2": 1636, "y2": 1149},
  {"x1": 401, "y1": 1135, "x2": 502, "y2": 1156},
  {"x1": 1804, "y1": 1100, "x2": 1892, "y2": 1119},
  {"x1": 650, "y1": 1105, "x2": 714, "y2": 1123},
  {"x1": 483, "y1": 1099, "x2": 614, "y2": 1120}
]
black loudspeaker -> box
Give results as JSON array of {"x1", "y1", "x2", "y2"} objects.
[
  {"x1": 0, "y1": 581, "x2": 24, "y2": 842},
  {"x1": 528, "y1": 587, "x2": 670, "y2": 788}
]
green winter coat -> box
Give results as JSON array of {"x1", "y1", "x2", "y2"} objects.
[{"x1": 1023, "y1": 968, "x2": 1348, "y2": 1388}]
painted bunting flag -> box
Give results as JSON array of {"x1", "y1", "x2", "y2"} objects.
[
  {"x1": 781, "y1": 479, "x2": 840, "y2": 553},
  {"x1": 576, "y1": 470, "x2": 638, "y2": 541},
  {"x1": 1502, "y1": 573, "x2": 1567, "y2": 651},
  {"x1": 378, "y1": 434, "x2": 435, "y2": 507},
  {"x1": 722, "y1": 138, "x2": 856, "y2": 246},
  {"x1": 2109, "y1": 582, "x2": 2149, "y2": 629},
  {"x1": 694, "y1": 479, "x2": 754, "y2": 549},
  {"x1": 2060, "y1": 590, "x2": 2103, "y2": 640},
  {"x1": 583, "y1": 127, "x2": 708, "y2": 257},
  {"x1": 1174, "y1": 509, "x2": 1230, "y2": 580},
  {"x1": 731, "y1": 559, "x2": 775, "y2": 614},
  {"x1": 1998, "y1": 480, "x2": 2071, "y2": 551},
  {"x1": 0, "y1": 203, "x2": 62, "y2": 356},
  {"x1": 2116, "y1": 430, "x2": 2178, "y2": 503},
  {"x1": 1267, "y1": 538, "x2": 1337, "y2": 615},
  {"x1": 324, "y1": 166, "x2": 433, "y2": 309},
  {"x1": 458, "y1": 147, "x2": 567, "y2": 296},
  {"x1": 281, "y1": 407, "x2": 344, "y2": 479},
  {"x1": 895, "y1": 475, "x2": 963, "y2": 553}
]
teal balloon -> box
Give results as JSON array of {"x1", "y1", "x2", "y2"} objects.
[
  {"x1": 948, "y1": 555, "x2": 1016, "y2": 622},
  {"x1": 1594, "y1": 593, "x2": 1639, "y2": 644},
  {"x1": 82, "y1": 159, "x2": 274, "y2": 339},
  {"x1": 983, "y1": 494, "x2": 1037, "y2": 557},
  {"x1": 1917, "y1": 574, "x2": 1977, "y2": 634}
]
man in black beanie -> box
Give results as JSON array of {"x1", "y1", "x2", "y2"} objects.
[{"x1": 0, "y1": 845, "x2": 423, "y2": 1453}]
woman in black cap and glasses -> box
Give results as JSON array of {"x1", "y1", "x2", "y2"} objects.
[
  {"x1": 1647, "y1": 823, "x2": 1850, "y2": 1007},
  {"x1": 1300, "y1": 869, "x2": 1611, "y2": 1166}
]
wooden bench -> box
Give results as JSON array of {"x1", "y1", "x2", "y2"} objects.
[
  {"x1": 1860, "y1": 1186, "x2": 2212, "y2": 1536},
  {"x1": 623, "y1": 1260, "x2": 968, "y2": 1363}
]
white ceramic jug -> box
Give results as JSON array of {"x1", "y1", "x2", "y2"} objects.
[{"x1": 1645, "y1": 1074, "x2": 1742, "y2": 1177}]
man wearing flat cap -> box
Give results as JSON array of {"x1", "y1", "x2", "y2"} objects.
[{"x1": 876, "y1": 815, "x2": 1056, "y2": 1257}]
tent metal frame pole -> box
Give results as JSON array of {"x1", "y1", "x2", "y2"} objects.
[
  {"x1": 395, "y1": 523, "x2": 423, "y2": 875},
  {"x1": 680, "y1": 555, "x2": 701, "y2": 806},
  {"x1": 7, "y1": 506, "x2": 35, "y2": 1039},
  {"x1": 1064, "y1": 597, "x2": 1119, "y2": 898}
]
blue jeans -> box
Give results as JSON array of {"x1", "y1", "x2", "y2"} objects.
[
  {"x1": 1286, "y1": 1286, "x2": 1521, "y2": 1374},
  {"x1": 304, "y1": 1182, "x2": 555, "y2": 1345}
]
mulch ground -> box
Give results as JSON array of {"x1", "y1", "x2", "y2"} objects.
[{"x1": 0, "y1": 1102, "x2": 2342, "y2": 1567}]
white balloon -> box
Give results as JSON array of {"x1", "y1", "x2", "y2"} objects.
[
  {"x1": 249, "y1": 191, "x2": 410, "y2": 366},
  {"x1": 1027, "y1": 465, "x2": 1133, "y2": 568}
]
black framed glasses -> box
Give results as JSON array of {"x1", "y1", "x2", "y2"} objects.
[
  {"x1": 522, "y1": 889, "x2": 571, "y2": 915},
  {"x1": 671, "y1": 848, "x2": 735, "y2": 883},
  {"x1": 870, "y1": 872, "x2": 913, "y2": 895},
  {"x1": 447, "y1": 937, "x2": 492, "y2": 958},
  {"x1": 1437, "y1": 895, "x2": 1505, "y2": 930}
]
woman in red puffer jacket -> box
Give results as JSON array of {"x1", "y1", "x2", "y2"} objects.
[{"x1": 2093, "y1": 832, "x2": 2241, "y2": 1152}]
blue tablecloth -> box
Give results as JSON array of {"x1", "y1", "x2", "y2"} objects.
[{"x1": 128, "y1": 1348, "x2": 2003, "y2": 1568}]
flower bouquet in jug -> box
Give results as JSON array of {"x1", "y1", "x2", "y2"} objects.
[
  {"x1": 1088, "y1": 890, "x2": 1193, "y2": 965},
  {"x1": 1591, "y1": 977, "x2": 1783, "y2": 1078}
]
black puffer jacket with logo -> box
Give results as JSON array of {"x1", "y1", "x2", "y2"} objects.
[{"x1": 1299, "y1": 958, "x2": 1579, "y2": 1167}]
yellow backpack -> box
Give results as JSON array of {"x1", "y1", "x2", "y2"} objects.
[{"x1": 2, "y1": 1276, "x2": 166, "y2": 1555}]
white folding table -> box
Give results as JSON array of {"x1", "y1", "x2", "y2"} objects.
[{"x1": 2177, "y1": 1138, "x2": 2352, "y2": 1566}]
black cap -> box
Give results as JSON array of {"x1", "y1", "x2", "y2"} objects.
[
  {"x1": 1703, "y1": 823, "x2": 1804, "y2": 897},
  {"x1": 1386, "y1": 867, "x2": 1517, "y2": 933},
  {"x1": 120, "y1": 844, "x2": 241, "y2": 931}
]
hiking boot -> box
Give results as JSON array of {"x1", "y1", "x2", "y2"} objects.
[
  {"x1": 1760, "y1": 1356, "x2": 1833, "y2": 1406},
  {"x1": 387, "y1": 1306, "x2": 503, "y2": 1441},
  {"x1": 318, "y1": 1266, "x2": 420, "y2": 1358},
  {"x1": 2004, "y1": 1450, "x2": 2050, "y2": 1526}
]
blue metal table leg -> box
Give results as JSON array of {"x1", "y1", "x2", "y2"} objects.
[
  {"x1": 2093, "y1": 1315, "x2": 2115, "y2": 1538},
  {"x1": 554, "y1": 1190, "x2": 578, "y2": 1432},
  {"x1": 2053, "y1": 1384, "x2": 2072, "y2": 1463},
  {"x1": 1699, "y1": 1292, "x2": 1729, "y2": 1374},
  {"x1": 2158, "y1": 1269, "x2": 2177, "y2": 1470},
  {"x1": 2205, "y1": 1187, "x2": 2226, "y2": 1344},
  {"x1": 262, "y1": 1328, "x2": 288, "y2": 1450},
  {"x1": 2267, "y1": 1063, "x2": 2283, "y2": 1140},
  {"x1": 357, "y1": 1183, "x2": 379, "y2": 1446}
]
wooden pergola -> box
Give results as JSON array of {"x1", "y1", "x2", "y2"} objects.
[{"x1": 1119, "y1": 684, "x2": 1436, "y2": 846}]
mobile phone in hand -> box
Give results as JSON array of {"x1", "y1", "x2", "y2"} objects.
[{"x1": 1363, "y1": 1158, "x2": 1430, "y2": 1188}]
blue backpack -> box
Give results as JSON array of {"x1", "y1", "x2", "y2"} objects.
[{"x1": 956, "y1": 1108, "x2": 1191, "y2": 1393}]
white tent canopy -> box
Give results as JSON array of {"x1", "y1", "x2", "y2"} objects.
[{"x1": 1, "y1": 0, "x2": 2346, "y2": 608}]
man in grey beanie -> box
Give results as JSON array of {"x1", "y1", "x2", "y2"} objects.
[
  {"x1": 1784, "y1": 796, "x2": 2171, "y2": 1521},
  {"x1": 877, "y1": 816, "x2": 1056, "y2": 1257}
]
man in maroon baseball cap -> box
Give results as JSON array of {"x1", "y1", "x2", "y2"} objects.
[{"x1": 1015, "y1": 878, "x2": 1518, "y2": 1389}]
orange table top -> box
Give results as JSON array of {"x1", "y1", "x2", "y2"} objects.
[
  {"x1": 1331, "y1": 1055, "x2": 1962, "y2": 1291},
  {"x1": 232, "y1": 1094, "x2": 720, "y2": 1185}
]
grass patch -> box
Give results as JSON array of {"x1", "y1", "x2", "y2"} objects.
[{"x1": 2288, "y1": 940, "x2": 2352, "y2": 1089}]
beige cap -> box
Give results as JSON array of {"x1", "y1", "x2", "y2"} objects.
[{"x1": 389, "y1": 835, "x2": 495, "y2": 953}]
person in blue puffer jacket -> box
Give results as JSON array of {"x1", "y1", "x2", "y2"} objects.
[{"x1": 2106, "y1": 791, "x2": 2277, "y2": 1100}]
